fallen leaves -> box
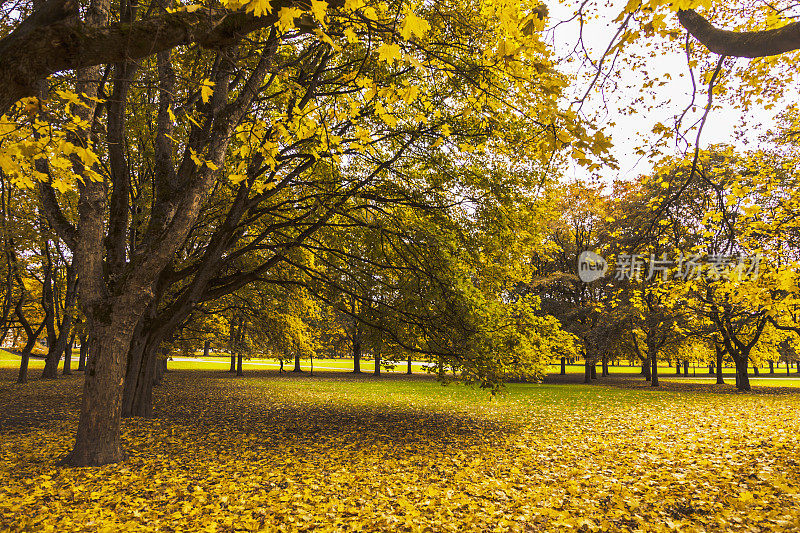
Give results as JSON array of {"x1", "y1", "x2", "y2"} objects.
[{"x1": 1, "y1": 369, "x2": 800, "y2": 531}]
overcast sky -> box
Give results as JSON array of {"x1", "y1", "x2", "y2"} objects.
[{"x1": 542, "y1": 2, "x2": 794, "y2": 185}]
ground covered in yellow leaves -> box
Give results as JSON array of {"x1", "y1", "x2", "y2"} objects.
[{"x1": 1, "y1": 367, "x2": 800, "y2": 532}]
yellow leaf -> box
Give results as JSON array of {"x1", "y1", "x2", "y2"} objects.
[{"x1": 200, "y1": 80, "x2": 215, "y2": 104}]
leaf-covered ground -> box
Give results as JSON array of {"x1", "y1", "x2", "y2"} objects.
[{"x1": 2, "y1": 363, "x2": 800, "y2": 532}]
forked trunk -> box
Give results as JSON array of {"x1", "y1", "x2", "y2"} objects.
[{"x1": 122, "y1": 335, "x2": 159, "y2": 418}]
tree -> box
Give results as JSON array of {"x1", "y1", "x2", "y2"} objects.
[{"x1": 0, "y1": 0, "x2": 608, "y2": 466}]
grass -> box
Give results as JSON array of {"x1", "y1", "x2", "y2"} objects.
[{"x1": 2, "y1": 356, "x2": 800, "y2": 531}]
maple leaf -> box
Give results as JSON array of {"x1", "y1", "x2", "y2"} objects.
[
  {"x1": 400, "y1": 9, "x2": 430, "y2": 41},
  {"x1": 377, "y1": 43, "x2": 401, "y2": 65}
]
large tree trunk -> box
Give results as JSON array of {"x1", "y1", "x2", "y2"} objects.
[
  {"x1": 236, "y1": 351, "x2": 243, "y2": 376},
  {"x1": 584, "y1": 358, "x2": 591, "y2": 384},
  {"x1": 769, "y1": 360, "x2": 774, "y2": 374},
  {"x1": 407, "y1": 353, "x2": 412, "y2": 374},
  {"x1": 293, "y1": 352, "x2": 302, "y2": 372},
  {"x1": 62, "y1": 311, "x2": 143, "y2": 466},
  {"x1": 560, "y1": 357, "x2": 566, "y2": 375},
  {"x1": 683, "y1": 360, "x2": 689, "y2": 375},
  {"x1": 675, "y1": 360, "x2": 681, "y2": 375},
  {"x1": 374, "y1": 348, "x2": 381, "y2": 375},
  {"x1": 601, "y1": 356, "x2": 609, "y2": 377},
  {"x1": 203, "y1": 340, "x2": 210, "y2": 358},
  {"x1": 642, "y1": 358, "x2": 651, "y2": 381},
  {"x1": 715, "y1": 345, "x2": 725, "y2": 385}
]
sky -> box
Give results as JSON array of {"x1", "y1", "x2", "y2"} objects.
[{"x1": 542, "y1": 1, "x2": 795, "y2": 185}]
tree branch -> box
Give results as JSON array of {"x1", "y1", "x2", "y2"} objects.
[
  {"x1": 0, "y1": 0, "x2": 336, "y2": 115},
  {"x1": 678, "y1": 9, "x2": 800, "y2": 58}
]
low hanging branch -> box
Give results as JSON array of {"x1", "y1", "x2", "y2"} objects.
[
  {"x1": 678, "y1": 9, "x2": 800, "y2": 58},
  {"x1": 0, "y1": 0, "x2": 336, "y2": 115}
]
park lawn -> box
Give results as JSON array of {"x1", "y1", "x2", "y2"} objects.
[{"x1": 1, "y1": 365, "x2": 800, "y2": 531}]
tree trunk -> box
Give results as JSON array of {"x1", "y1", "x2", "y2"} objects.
[
  {"x1": 590, "y1": 361, "x2": 597, "y2": 379},
  {"x1": 651, "y1": 354, "x2": 659, "y2": 387},
  {"x1": 788, "y1": 361, "x2": 792, "y2": 375},
  {"x1": 374, "y1": 348, "x2": 381, "y2": 375},
  {"x1": 236, "y1": 351, "x2": 243, "y2": 376},
  {"x1": 643, "y1": 357, "x2": 651, "y2": 381},
  {"x1": 715, "y1": 346, "x2": 725, "y2": 385},
  {"x1": 683, "y1": 360, "x2": 689, "y2": 375},
  {"x1": 560, "y1": 356, "x2": 566, "y2": 375},
  {"x1": 62, "y1": 330, "x2": 75, "y2": 375},
  {"x1": 122, "y1": 330, "x2": 160, "y2": 419},
  {"x1": 78, "y1": 335, "x2": 88, "y2": 371},
  {"x1": 45, "y1": 264, "x2": 78, "y2": 379},
  {"x1": 735, "y1": 356, "x2": 751, "y2": 391},
  {"x1": 584, "y1": 358, "x2": 591, "y2": 384},
  {"x1": 601, "y1": 356, "x2": 609, "y2": 377},
  {"x1": 769, "y1": 360, "x2": 774, "y2": 374},
  {"x1": 293, "y1": 352, "x2": 302, "y2": 372},
  {"x1": 709, "y1": 362, "x2": 714, "y2": 375},
  {"x1": 229, "y1": 353, "x2": 236, "y2": 372},
  {"x1": 752, "y1": 364, "x2": 759, "y2": 376},
  {"x1": 62, "y1": 314, "x2": 141, "y2": 466},
  {"x1": 203, "y1": 339, "x2": 210, "y2": 358},
  {"x1": 16, "y1": 304, "x2": 47, "y2": 384},
  {"x1": 352, "y1": 338, "x2": 361, "y2": 373},
  {"x1": 675, "y1": 360, "x2": 681, "y2": 375},
  {"x1": 40, "y1": 236, "x2": 60, "y2": 379},
  {"x1": 407, "y1": 353, "x2": 412, "y2": 374}
]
